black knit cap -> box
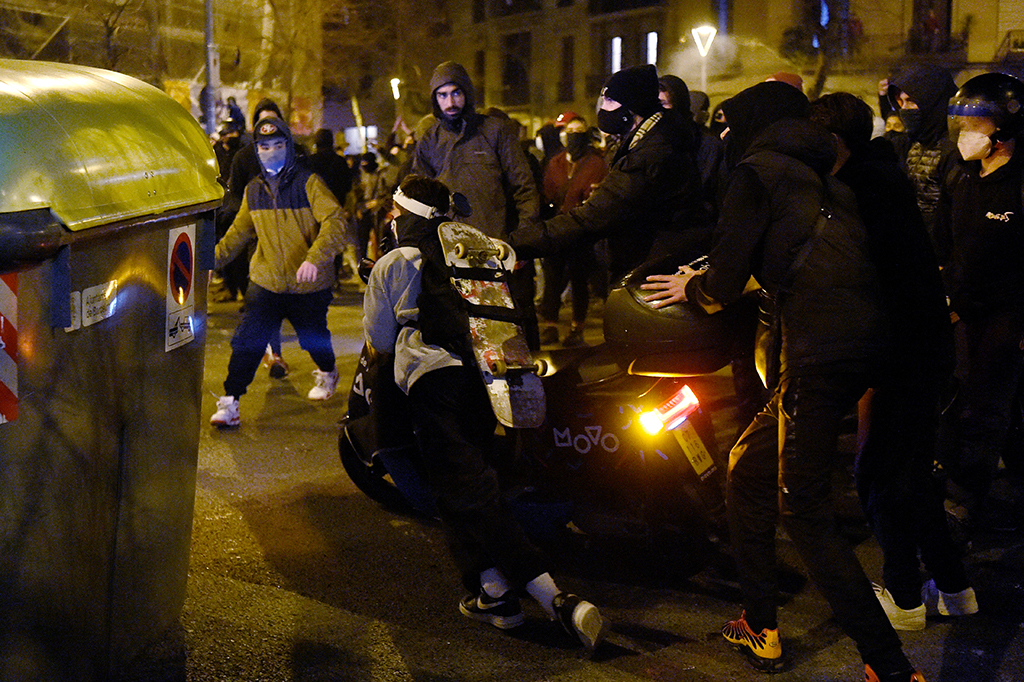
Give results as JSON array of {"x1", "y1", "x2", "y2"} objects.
[{"x1": 602, "y1": 64, "x2": 661, "y2": 118}]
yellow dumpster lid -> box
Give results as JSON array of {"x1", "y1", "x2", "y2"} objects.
[{"x1": 0, "y1": 59, "x2": 223, "y2": 231}]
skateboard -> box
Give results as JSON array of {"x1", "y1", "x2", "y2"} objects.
[{"x1": 437, "y1": 221, "x2": 546, "y2": 428}]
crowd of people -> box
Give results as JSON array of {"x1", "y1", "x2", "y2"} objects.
[{"x1": 203, "y1": 58, "x2": 1024, "y2": 680}]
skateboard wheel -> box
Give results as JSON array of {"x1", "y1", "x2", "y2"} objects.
[
  {"x1": 454, "y1": 242, "x2": 466, "y2": 259},
  {"x1": 533, "y1": 358, "x2": 548, "y2": 375},
  {"x1": 490, "y1": 358, "x2": 508, "y2": 377},
  {"x1": 496, "y1": 243, "x2": 510, "y2": 260}
]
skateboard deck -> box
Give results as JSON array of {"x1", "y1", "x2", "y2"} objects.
[{"x1": 437, "y1": 222, "x2": 546, "y2": 428}]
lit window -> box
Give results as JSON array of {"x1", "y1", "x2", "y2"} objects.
[
  {"x1": 611, "y1": 36, "x2": 622, "y2": 72},
  {"x1": 646, "y1": 31, "x2": 658, "y2": 65}
]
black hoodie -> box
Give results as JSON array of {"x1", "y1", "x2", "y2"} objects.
[{"x1": 689, "y1": 83, "x2": 885, "y2": 377}]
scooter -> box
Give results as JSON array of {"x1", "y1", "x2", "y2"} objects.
[{"x1": 339, "y1": 253, "x2": 757, "y2": 576}]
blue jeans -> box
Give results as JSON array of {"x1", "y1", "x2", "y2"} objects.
[
  {"x1": 223, "y1": 284, "x2": 335, "y2": 398},
  {"x1": 728, "y1": 372, "x2": 910, "y2": 675}
]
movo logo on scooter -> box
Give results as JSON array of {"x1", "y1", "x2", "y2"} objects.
[{"x1": 553, "y1": 425, "x2": 621, "y2": 454}]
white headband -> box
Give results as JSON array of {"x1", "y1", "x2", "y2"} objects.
[{"x1": 393, "y1": 187, "x2": 440, "y2": 219}]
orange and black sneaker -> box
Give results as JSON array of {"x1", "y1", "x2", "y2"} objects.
[
  {"x1": 722, "y1": 611, "x2": 785, "y2": 673},
  {"x1": 865, "y1": 664, "x2": 927, "y2": 681}
]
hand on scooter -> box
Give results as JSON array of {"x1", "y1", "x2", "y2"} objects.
[{"x1": 640, "y1": 264, "x2": 701, "y2": 308}]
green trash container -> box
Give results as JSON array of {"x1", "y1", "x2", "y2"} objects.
[{"x1": 0, "y1": 59, "x2": 223, "y2": 680}]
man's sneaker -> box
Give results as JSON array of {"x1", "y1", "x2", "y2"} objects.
[
  {"x1": 210, "y1": 396, "x2": 240, "y2": 427},
  {"x1": 921, "y1": 579, "x2": 979, "y2": 616},
  {"x1": 865, "y1": 664, "x2": 927, "y2": 681},
  {"x1": 873, "y1": 583, "x2": 926, "y2": 631},
  {"x1": 722, "y1": 611, "x2": 785, "y2": 672},
  {"x1": 459, "y1": 591, "x2": 525, "y2": 630},
  {"x1": 552, "y1": 592, "x2": 606, "y2": 654},
  {"x1": 268, "y1": 354, "x2": 289, "y2": 378},
  {"x1": 308, "y1": 368, "x2": 339, "y2": 400}
]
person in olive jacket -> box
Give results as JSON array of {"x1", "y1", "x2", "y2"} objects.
[{"x1": 210, "y1": 116, "x2": 347, "y2": 428}]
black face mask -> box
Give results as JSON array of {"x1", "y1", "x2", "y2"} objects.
[
  {"x1": 899, "y1": 108, "x2": 922, "y2": 138},
  {"x1": 597, "y1": 107, "x2": 633, "y2": 136},
  {"x1": 565, "y1": 132, "x2": 589, "y2": 158}
]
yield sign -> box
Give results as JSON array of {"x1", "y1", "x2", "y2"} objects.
[{"x1": 692, "y1": 26, "x2": 718, "y2": 57}]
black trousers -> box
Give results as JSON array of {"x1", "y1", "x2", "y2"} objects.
[
  {"x1": 408, "y1": 366, "x2": 548, "y2": 594},
  {"x1": 857, "y1": 367, "x2": 969, "y2": 606},
  {"x1": 728, "y1": 372, "x2": 910, "y2": 675}
]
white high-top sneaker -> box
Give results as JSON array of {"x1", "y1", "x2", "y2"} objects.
[
  {"x1": 210, "y1": 396, "x2": 240, "y2": 427},
  {"x1": 308, "y1": 368, "x2": 339, "y2": 401}
]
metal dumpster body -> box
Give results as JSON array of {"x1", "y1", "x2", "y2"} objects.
[{"x1": 0, "y1": 59, "x2": 222, "y2": 681}]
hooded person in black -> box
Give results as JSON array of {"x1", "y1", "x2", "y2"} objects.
[
  {"x1": 882, "y1": 63, "x2": 959, "y2": 243},
  {"x1": 641, "y1": 81, "x2": 924, "y2": 682},
  {"x1": 810, "y1": 91, "x2": 976, "y2": 634},
  {"x1": 511, "y1": 64, "x2": 708, "y2": 281}
]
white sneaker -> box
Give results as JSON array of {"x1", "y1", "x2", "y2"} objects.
[
  {"x1": 210, "y1": 396, "x2": 240, "y2": 427},
  {"x1": 308, "y1": 368, "x2": 339, "y2": 401},
  {"x1": 921, "y1": 579, "x2": 979, "y2": 616},
  {"x1": 873, "y1": 583, "x2": 926, "y2": 631}
]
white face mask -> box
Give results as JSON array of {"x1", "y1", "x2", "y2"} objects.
[{"x1": 957, "y1": 130, "x2": 993, "y2": 161}]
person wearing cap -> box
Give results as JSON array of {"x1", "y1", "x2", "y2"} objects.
[
  {"x1": 210, "y1": 116, "x2": 347, "y2": 428},
  {"x1": 219, "y1": 98, "x2": 296, "y2": 378},
  {"x1": 538, "y1": 112, "x2": 608, "y2": 346},
  {"x1": 512, "y1": 64, "x2": 707, "y2": 281},
  {"x1": 412, "y1": 60, "x2": 541, "y2": 346},
  {"x1": 641, "y1": 81, "x2": 926, "y2": 682},
  {"x1": 935, "y1": 73, "x2": 1024, "y2": 533},
  {"x1": 362, "y1": 174, "x2": 607, "y2": 653}
]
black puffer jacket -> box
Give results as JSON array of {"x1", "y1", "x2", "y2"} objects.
[
  {"x1": 511, "y1": 110, "x2": 708, "y2": 280},
  {"x1": 885, "y1": 64, "x2": 959, "y2": 239},
  {"x1": 687, "y1": 111, "x2": 886, "y2": 377}
]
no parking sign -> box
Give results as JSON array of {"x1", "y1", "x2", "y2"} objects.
[{"x1": 165, "y1": 224, "x2": 196, "y2": 351}]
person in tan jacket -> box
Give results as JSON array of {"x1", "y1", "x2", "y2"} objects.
[{"x1": 210, "y1": 116, "x2": 347, "y2": 427}]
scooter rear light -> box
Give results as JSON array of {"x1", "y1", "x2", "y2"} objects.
[{"x1": 639, "y1": 384, "x2": 699, "y2": 435}]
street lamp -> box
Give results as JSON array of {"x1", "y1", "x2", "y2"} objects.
[
  {"x1": 390, "y1": 78, "x2": 401, "y2": 101},
  {"x1": 691, "y1": 25, "x2": 717, "y2": 92}
]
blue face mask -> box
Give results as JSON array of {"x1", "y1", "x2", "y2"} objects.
[{"x1": 257, "y1": 141, "x2": 288, "y2": 176}]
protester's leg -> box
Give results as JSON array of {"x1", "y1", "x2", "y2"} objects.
[
  {"x1": 728, "y1": 396, "x2": 783, "y2": 631},
  {"x1": 287, "y1": 289, "x2": 336, "y2": 372},
  {"x1": 778, "y1": 373, "x2": 911, "y2": 675},
  {"x1": 409, "y1": 367, "x2": 548, "y2": 592},
  {"x1": 223, "y1": 285, "x2": 284, "y2": 397},
  {"x1": 949, "y1": 312, "x2": 1024, "y2": 519}
]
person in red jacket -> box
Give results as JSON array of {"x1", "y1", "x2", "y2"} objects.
[{"x1": 538, "y1": 113, "x2": 608, "y2": 346}]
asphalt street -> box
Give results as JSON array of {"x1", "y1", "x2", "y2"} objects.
[{"x1": 126, "y1": 283, "x2": 1024, "y2": 682}]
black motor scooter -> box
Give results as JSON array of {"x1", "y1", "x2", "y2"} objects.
[{"x1": 340, "y1": 253, "x2": 756, "y2": 577}]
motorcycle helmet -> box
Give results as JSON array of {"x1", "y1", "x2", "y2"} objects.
[{"x1": 948, "y1": 72, "x2": 1024, "y2": 142}]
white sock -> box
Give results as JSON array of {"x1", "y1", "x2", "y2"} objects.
[
  {"x1": 525, "y1": 572, "x2": 560, "y2": 617},
  {"x1": 480, "y1": 568, "x2": 512, "y2": 599}
]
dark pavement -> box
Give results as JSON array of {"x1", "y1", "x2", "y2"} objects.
[{"x1": 131, "y1": 283, "x2": 1024, "y2": 681}]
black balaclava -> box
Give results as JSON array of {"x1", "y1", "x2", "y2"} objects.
[
  {"x1": 720, "y1": 81, "x2": 810, "y2": 169},
  {"x1": 890, "y1": 64, "x2": 957, "y2": 145},
  {"x1": 598, "y1": 64, "x2": 662, "y2": 136}
]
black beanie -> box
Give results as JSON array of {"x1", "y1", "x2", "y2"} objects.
[{"x1": 602, "y1": 65, "x2": 661, "y2": 118}]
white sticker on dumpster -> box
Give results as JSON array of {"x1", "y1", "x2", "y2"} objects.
[
  {"x1": 82, "y1": 280, "x2": 118, "y2": 327},
  {"x1": 166, "y1": 224, "x2": 195, "y2": 351},
  {"x1": 0, "y1": 273, "x2": 18, "y2": 424}
]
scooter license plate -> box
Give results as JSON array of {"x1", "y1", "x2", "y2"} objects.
[{"x1": 672, "y1": 421, "x2": 715, "y2": 480}]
